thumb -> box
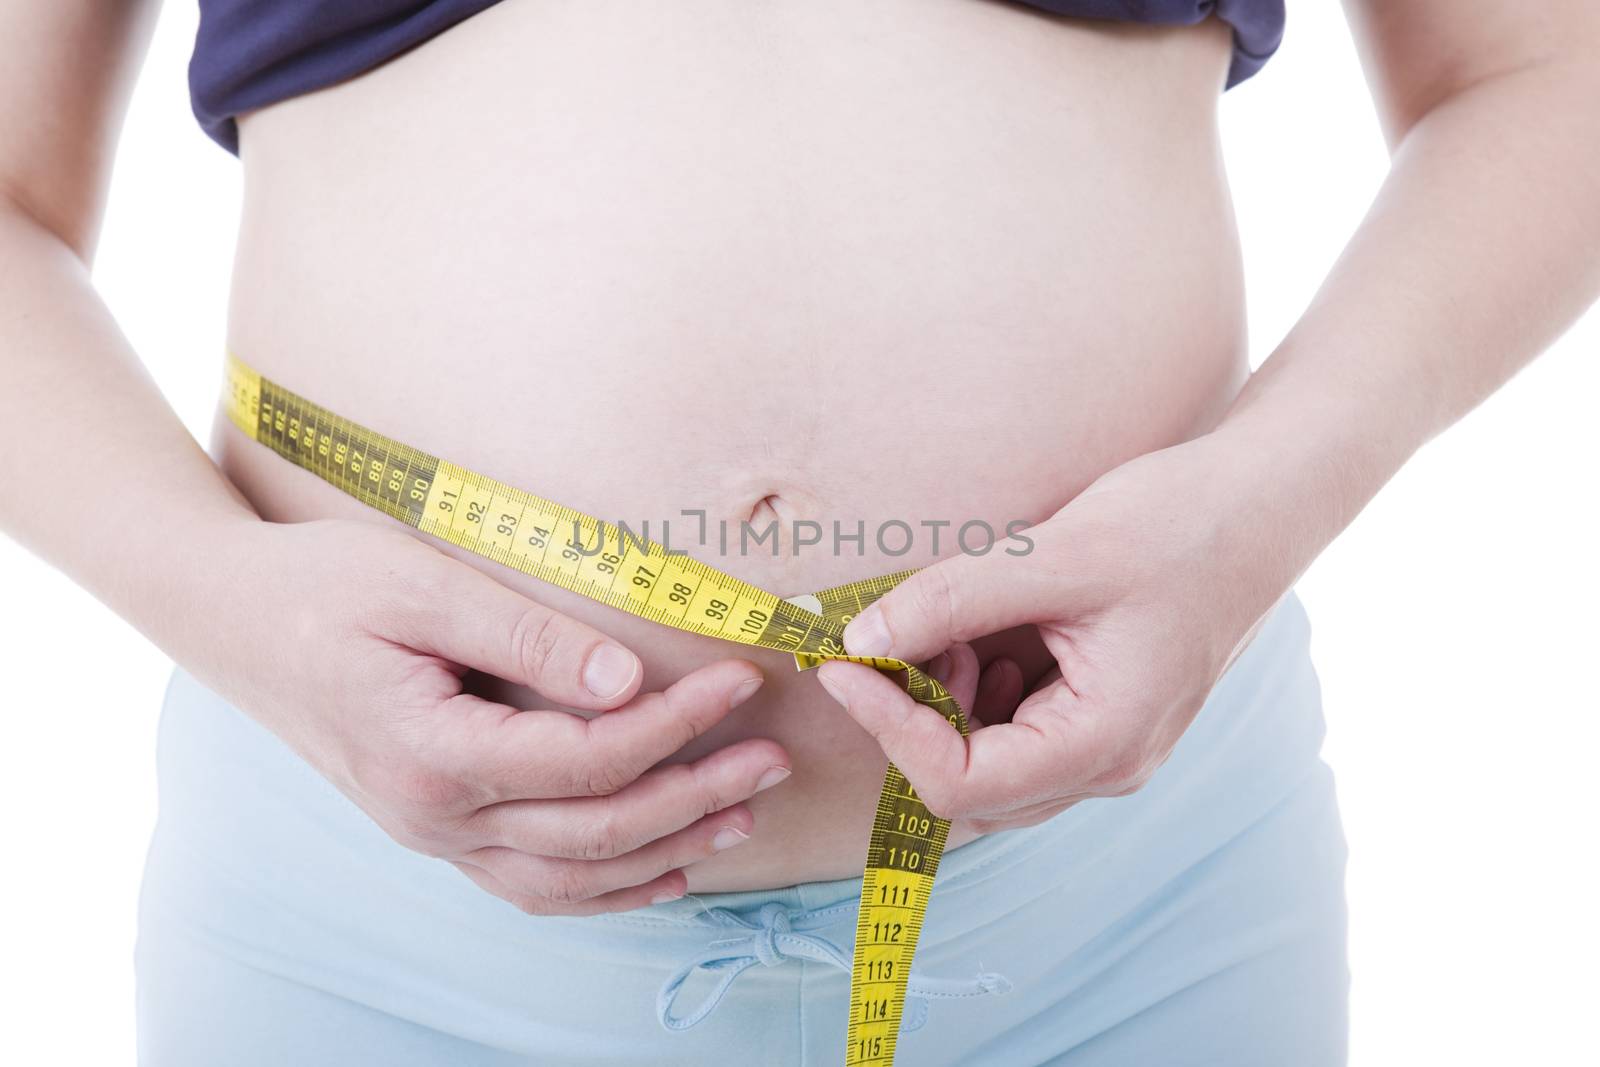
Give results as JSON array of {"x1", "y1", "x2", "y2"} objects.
[{"x1": 842, "y1": 550, "x2": 1049, "y2": 664}]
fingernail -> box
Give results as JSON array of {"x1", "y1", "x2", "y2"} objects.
[
  {"x1": 583, "y1": 645, "x2": 639, "y2": 699},
  {"x1": 755, "y1": 766, "x2": 791, "y2": 792},
  {"x1": 926, "y1": 653, "x2": 951, "y2": 680},
  {"x1": 844, "y1": 608, "x2": 892, "y2": 657},
  {"x1": 731, "y1": 676, "x2": 763, "y2": 709},
  {"x1": 816, "y1": 670, "x2": 845, "y2": 705},
  {"x1": 712, "y1": 826, "x2": 750, "y2": 851},
  {"x1": 651, "y1": 888, "x2": 684, "y2": 905}
]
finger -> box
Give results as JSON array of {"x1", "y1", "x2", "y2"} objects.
[
  {"x1": 467, "y1": 806, "x2": 751, "y2": 905},
  {"x1": 436, "y1": 659, "x2": 776, "y2": 803},
  {"x1": 924, "y1": 643, "x2": 980, "y2": 719},
  {"x1": 818, "y1": 663, "x2": 1097, "y2": 820},
  {"x1": 467, "y1": 737, "x2": 789, "y2": 859},
  {"x1": 819, "y1": 661, "x2": 967, "y2": 811},
  {"x1": 971, "y1": 658, "x2": 1024, "y2": 726},
  {"x1": 381, "y1": 549, "x2": 644, "y2": 710},
  {"x1": 453, "y1": 859, "x2": 686, "y2": 917},
  {"x1": 570, "y1": 660, "x2": 780, "y2": 796},
  {"x1": 842, "y1": 550, "x2": 1057, "y2": 663}
]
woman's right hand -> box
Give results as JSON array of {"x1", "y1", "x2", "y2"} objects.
[{"x1": 194, "y1": 517, "x2": 790, "y2": 915}]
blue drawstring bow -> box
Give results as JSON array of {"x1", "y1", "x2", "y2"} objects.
[{"x1": 657, "y1": 901, "x2": 1011, "y2": 1033}]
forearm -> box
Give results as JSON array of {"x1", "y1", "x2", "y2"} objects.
[
  {"x1": 1211, "y1": 58, "x2": 1600, "y2": 581},
  {"x1": 0, "y1": 198, "x2": 260, "y2": 659}
]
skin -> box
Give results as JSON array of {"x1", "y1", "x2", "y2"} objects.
[
  {"x1": 215, "y1": 0, "x2": 1241, "y2": 896},
  {"x1": 3, "y1": 0, "x2": 1599, "y2": 923},
  {"x1": 819, "y1": 3, "x2": 1600, "y2": 832}
]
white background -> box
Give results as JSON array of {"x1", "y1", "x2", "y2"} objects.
[{"x1": 2, "y1": 4, "x2": 1596, "y2": 1063}]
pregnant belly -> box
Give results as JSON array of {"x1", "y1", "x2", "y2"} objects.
[{"x1": 215, "y1": 0, "x2": 1248, "y2": 890}]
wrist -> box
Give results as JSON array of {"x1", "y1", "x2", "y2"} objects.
[
  {"x1": 1204, "y1": 357, "x2": 1427, "y2": 568},
  {"x1": 1219, "y1": 331, "x2": 1436, "y2": 502},
  {"x1": 1178, "y1": 417, "x2": 1363, "y2": 612},
  {"x1": 121, "y1": 509, "x2": 271, "y2": 673}
]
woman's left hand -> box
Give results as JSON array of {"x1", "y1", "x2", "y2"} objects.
[{"x1": 816, "y1": 431, "x2": 1306, "y2": 835}]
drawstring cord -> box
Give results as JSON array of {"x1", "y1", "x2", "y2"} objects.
[{"x1": 656, "y1": 901, "x2": 1011, "y2": 1033}]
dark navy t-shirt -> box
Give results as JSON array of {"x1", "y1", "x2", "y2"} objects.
[{"x1": 190, "y1": 1, "x2": 1285, "y2": 154}]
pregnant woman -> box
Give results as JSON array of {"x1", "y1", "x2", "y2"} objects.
[{"x1": 4, "y1": 1, "x2": 1597, "y2": 1063}]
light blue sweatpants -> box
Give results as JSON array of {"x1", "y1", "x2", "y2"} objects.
[{"x1": 136, "y1": 593, "x2": 1347, "y2": 1065}]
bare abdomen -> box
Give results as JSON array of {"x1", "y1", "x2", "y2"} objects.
[{"x1": 217, "y1": 0, "x2": 1247, "y2": 889}]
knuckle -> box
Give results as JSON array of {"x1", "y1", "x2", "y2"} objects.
[
  {"x1": 570, "y1": 805, "x2": 627, "y2": 861},
  {"x1": 582, "y1": 747, "x2": 636, "y2": 797},
  {"x1": 537, "y1": 862, "x2": 596, "y2": 905},
  {"x1": 405, "y1": 834, "x2": 453, "y2": 859},
  {"x1": 1094, "y1": 751, "x2": 1154, "y2": 797},
  {"x1": 386, "y1": 814, "x2": 452, "y2": 856},
  {"x1": 387, "y1": 764, "x2": 468, "y2": 819},
  {"x1": 905, "y1": 567, "x2": 958, "y2": 645},
  {"x1": 685, "y1": 760, "x2": 733, "y2": 815},
  {"x1": 652, "y1": 688, "x2": 706, "y2": 753},
  {"x1": 511, "y1": 606, "x2": 566, "y2": 686},
  {"x1": 510, "y1": 892, "x2": 553, "y2": 917}
]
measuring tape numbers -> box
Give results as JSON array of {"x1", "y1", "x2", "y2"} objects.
[{"x1": 222, "y1": 353, "x2": 970, "y2": 1065}]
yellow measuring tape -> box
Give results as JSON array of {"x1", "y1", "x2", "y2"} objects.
[{"x1": 222, "y1": 353, "x2": 968, "y2": 1065}]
